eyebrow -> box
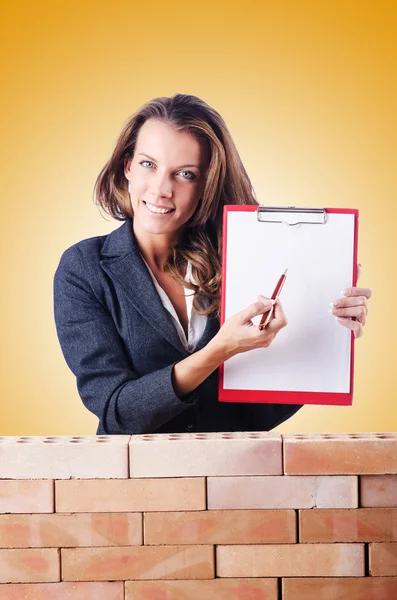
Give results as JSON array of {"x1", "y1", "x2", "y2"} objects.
[{"x1": 137, "y1": 153, "x2": 201, "y2": 170}]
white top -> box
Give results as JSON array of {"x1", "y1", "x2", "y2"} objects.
[{"x1": 141, "y1": 257, "x2": 208, "y2": 353}]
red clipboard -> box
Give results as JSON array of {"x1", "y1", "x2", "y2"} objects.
[{"x1": 218, "y1": 205, "x2": 359, "y2": 406}]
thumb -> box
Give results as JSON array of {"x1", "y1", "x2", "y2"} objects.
[{"x1": 239, "y1": 297, "x2": 274, "y2": 322}]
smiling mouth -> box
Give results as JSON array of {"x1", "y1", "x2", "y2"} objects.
[{"x1": 143, "y1": 201, "x2": 175, "y2": 215}]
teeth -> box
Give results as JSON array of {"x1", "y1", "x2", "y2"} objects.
[{"x1": 145, "y1": 202, "x2": 173, "y2": 214}]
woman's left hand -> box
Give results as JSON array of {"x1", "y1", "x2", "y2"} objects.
[{"x1": 330, "y1": 264, "x2": 372, "y2": 339}]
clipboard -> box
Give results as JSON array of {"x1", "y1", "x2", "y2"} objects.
[{"x1": 218, "y1": 205, "x2": 359, "y2": 406}]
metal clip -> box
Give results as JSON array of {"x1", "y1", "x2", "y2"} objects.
[{"x1": 256, "y1": 206, "x2": 327, "y2": 226}]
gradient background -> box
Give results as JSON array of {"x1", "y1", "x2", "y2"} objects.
[{"x1": 1, "y1": 0, "x2": 395, "y2": 435}]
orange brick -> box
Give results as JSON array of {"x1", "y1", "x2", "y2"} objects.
[
  {"x1": 0, "y1": 549, "x2": 59, "y2": 583},
  {"x1": 55, "y1": 478, "x2": 205, "y2": 512},
  {"x1": 283, "y1": 577, "x2": 397, "y2": 599},
  {"x1": 0, "y1": 512, "x2": 142, "y2": 548},
  {"x1": 370, "y1": 542, "x2": 397, "y2": 576},
  {"x1": 61, "y1": 545, "x2": 214, "y2": 581},
  {"x1": 144, "y1": 510, "x2": 296, "y2": 545},
  {"x1": 0, "y1": 436, "x2": 130, "y2": 479},
  {"x1": 0, "y1": 581, "x2": 123, "y2": 599},
  {"x1": 125, "y1": 578, "x2": 278, "y2": 599},
  {"x1": 300, "y1": 508, "x2": 397, "y2": 542},
  {"x1": 0, "y1": 481, "x2": 53, "y2": 514},
  {"x1": 216, "y1": 544, "x2": 364, "y2": 577},
  {"x1": 361, "y1": 475, "x2": 397, "y2": 507},
  {"x1": 129, "y1": 432, "x2": 282, "y2": 477},
  {"x1": 284, "y1": 433, "x2": 397, "y2": 475},
  {"x1": 207, "y1": 475, "x2": 357, "y2": 509}
]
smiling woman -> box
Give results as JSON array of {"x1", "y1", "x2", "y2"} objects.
[
  {"x1": 53, "y1": 93, "x2": 370, "y2": 436},
  {"x1": 123, "y1": 119, "x2": 209, "y2": 262}
]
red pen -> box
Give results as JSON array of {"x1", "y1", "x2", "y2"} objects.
[{"x1": 258, "y1": 269, "x2": 288, "y2": 331}]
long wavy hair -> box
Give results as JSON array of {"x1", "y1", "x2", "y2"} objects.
[{"x1": 93, "y1": 93, "x2": 259, "y2": 319}]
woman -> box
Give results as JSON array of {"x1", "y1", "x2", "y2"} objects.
[{"x1": 53, "y1": 93, "x2": 372, "y2": 435}]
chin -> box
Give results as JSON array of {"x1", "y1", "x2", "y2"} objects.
[{"x1": 142, "y1": 221, "x2": 175, "y2": 235}]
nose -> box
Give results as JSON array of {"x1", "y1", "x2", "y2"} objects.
[{"x1": 149, "y1": 170, "x2": 173, "y2": 199}]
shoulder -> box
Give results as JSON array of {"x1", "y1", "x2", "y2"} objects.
[
  {"x1": 56, "y1": 219, "x2": 132, "y2": 273},
  {"x1": 55, "y1": 234, "x2": 107, "y2": 278},
  {"x1": 59, "y1": 233, "x2": 106, "y2": 263}
]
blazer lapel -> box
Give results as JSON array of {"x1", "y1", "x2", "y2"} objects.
[{"x1": 99, "y1": 218, "x2": 189, "y2": 356}]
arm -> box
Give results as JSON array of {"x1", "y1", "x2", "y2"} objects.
[
  {"x1": 173, "y1": 294, "x2": 304, "y2": 432},
  {"x1": 172, "y1": 348, "x2": 303, "y2": 431},
  {"x1": 171, "y1": 303, "x2": 304, "y2": 432},
  {"x1": 53, "y1": 246, "x2": 213, "y2": 435}
]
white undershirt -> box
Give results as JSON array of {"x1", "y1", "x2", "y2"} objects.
[{"x1": 141, "y1": 257, "x2": 208, "y2": 353}]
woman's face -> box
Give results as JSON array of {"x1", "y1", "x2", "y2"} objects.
[{"x1": 124, "y1": 118, "x2": 209, "y2": 242}]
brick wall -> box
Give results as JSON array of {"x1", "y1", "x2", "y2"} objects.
[{"x1": 0, "y1": 432, "x2": 396, "y2": 599}]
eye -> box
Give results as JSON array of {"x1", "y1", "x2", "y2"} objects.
[{"x1": 179, "y1": 170, "x2": 196, "y2": 181}]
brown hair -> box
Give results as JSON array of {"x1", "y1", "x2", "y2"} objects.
[{"x1": 93, "y1": 93, "x2": 259, "y2": 319}]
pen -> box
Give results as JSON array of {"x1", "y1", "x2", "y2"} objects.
[{"x1": 258, "y1": 269, "x2": 288, "y2": 331}]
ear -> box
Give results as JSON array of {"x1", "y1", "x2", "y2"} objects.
[{"x1": 124, "y1": 154, "x2": 132, "y2": 178}]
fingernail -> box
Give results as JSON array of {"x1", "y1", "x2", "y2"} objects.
[
  {"x1": 262, "y1": 299, "x2": 275, "y2": 307},
  {"x1": 258, "y1": 295, "x2": 274, "y2": 303},
  {"x1": 341, "y1": 289, "x2": 349, "y2": 296}
]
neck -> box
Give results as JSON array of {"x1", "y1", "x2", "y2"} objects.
[{"x1": 132, "y1": 219, "x2": 181, "y2": 272}]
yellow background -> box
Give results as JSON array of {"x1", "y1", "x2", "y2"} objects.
[{"x1": 1, "y1": 0, "x2": 395, "y2": 435}]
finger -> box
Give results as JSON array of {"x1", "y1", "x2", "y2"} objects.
[
  {"x1": 257, "y1": 295, "x2": 277, "y2": 329},
  {"x1": 272, "y1": 297, "x2": 286, "y2": 319},
  {"x1": 266, "y1": 297, "x2": 288, "y2": 331},
  {"x1": 332, "y1": 295, "x2": 369, "y2": 314},
  {"x1": 336, "y1": 316, "x2": 363, "y2": 338},
  {"x1": 258, "y1": 295, "x2": 274, "y2": 305},
  {"x1": 259, "y1": 332, "x2": 276, "y2": 348},
  {"x1": 240, "y1": 299, "x2": 274, "y2": 322},
  {"x1": 342, "y1": 286, "x2": 372, "y2": 299},
  {"x1": 332, "y1": 306, "x2": 366, "y2": 325}
]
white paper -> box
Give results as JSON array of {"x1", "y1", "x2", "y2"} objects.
[{"x1": 223, "y1": 211, "x2": 355, "y2": 393}]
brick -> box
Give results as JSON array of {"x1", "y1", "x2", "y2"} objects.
[
  {"x1": 361, "y1": 475, "x2": 397, "y2": 507},
  {"x1": 284, "y1": 433, "x2": 397, "y2": 475},
  {"x1": 126, "y1": 578, "x2": 278, "y2": 599},
  {"x1": 0, "y1": 581, "x2": 124, "y2": 600},
  {"x1": 207, "y1": 476, "x2": 357, "y2": 509},
  {"x1": 300, "y1": 508, "x2": 397, "y2": 542},
  {"x1": 0, "y1": 512, "x2": 142, "y2": 548},
  {"x1": 0, "y1": 549, "x2": 59, "y2": 583},
  {"x1": 129, "y1": 432, "x2": 282, "y2": 477},
  {"x1": 61, "y1": 545, "x2": 214, "y2": 581},
  {"x1": 370, "y1": 542, "x2": 397, "y2": 576},
  {"x1": 0, "y1": 480, "x2": 53, "y2": 514},
  {"x1": 0, "y1": 436, "x2": 130, "y2": 479},
  {"x1": 144, "y1": 510, "x2": 296, "y2": 545},
  {"x1": 314, "y1": 475, "x2": 358, "y2": 507},
  {"x1": 56, "y1": 479, "x2": 205, "y2": 512},
  {"x1": 283, "y1": 577, "x2": 397, "y2": 599},
  {"x1": 216, "y1": 544, "x2": 364, "y2": 577}
]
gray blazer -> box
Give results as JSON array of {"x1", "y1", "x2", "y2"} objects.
[{"x1": 53, "y1": 218, "x2": 302, "y2": 434}]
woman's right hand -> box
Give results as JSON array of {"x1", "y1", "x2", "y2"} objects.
[{"x1": 212, "y1": 296, "x2": 288, "y2": 360}]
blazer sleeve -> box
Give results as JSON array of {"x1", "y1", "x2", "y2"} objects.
[
  {"x1": 53, "y1": 246, "x2": 198, "y2": 435},
  {"x1": 244, "y1": 402, "x2": 304, "y2": 431}
]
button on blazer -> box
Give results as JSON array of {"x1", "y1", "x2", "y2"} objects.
[{"x1": 53, "y1": 218, "x2": 303, "y2": 434}]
